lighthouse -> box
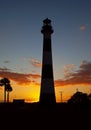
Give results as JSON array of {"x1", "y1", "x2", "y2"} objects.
[{"x1": 39, "y1": 18, "x2": 56, "y2": 106}]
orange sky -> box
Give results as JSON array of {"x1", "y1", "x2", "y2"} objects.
[{"x1": 0, "y1": 60, "x2": 91, "y2": 103}]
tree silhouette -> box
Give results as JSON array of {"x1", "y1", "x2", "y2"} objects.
[
  {"x1": 88, "y1": 93, "x2": 91, "y2": 100},
  {"x1": 0, "y1": 77, "x2": 11, "y2": 103},
  {"x1": 67, "y1": 91, "x2": 89, "y2": 104},
  {"x1": 6, "y1": 84, "x2": 13, "y2": 103}
]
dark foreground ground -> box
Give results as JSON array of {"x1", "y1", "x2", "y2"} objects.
[{"x1": 0, "y1": 102, "x2": 91, "y2": 130}]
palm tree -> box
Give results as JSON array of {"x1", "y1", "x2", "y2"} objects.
[
  {"x1": 0, "y1": 78, "x2": 10, "y2": 103},
  {"x1": 6, "y1": 84, "x2": 13, "y2": 103}
]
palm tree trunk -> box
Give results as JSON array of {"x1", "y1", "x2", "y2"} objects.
[
  {"x1": 7, "y1": 92, "x2": 9, "y2": 103},
  {"x1": 4, "y1": 87, "x2": 6, "y2": 103}
]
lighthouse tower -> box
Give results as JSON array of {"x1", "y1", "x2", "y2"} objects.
[{"x1": 39, "y1": 18, "x2": 56, "y2": 106}]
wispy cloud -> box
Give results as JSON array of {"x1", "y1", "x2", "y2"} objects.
[
  {"x1": 55, "y1": 61, "x2": 91, "y2": 87},
  {"x1": 80, "y1": 24, "x2": 87, "y2": 31},
  {"x1": 63, "y1": 64, "x2": 76, "y2": 79},
  {"x1": 29, "y1": 58, "x2": 42, "y2": 68},
  {"x1": 22, "y1": 57, "x2": 42, "y2": 68}
]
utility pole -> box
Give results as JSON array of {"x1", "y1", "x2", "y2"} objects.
[{"x1": 60, "y1": 91, "x2": 62, "y2": 103}]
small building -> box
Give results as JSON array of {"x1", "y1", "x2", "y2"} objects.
[{"x1": 13, "y1": 99, "x2": 25, "y2": 104}]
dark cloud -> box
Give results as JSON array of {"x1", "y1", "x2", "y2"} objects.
[
  {"x1": 55, "y1": 61, "x2": 91, "y2": 87},
  {"x1": 0, "y1": 67, "x2": 11, "y2": 71},
  {"x1": 4, "y1": 60, "x2": 10, "y2": 63}
]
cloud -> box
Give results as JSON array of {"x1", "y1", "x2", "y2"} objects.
[
  {"x1": 80, "y1": 24, "x2": 87, "y2": 31},
  {"x1": 0, "y1": 67, "x2": 11, "y2": 71},
  {"x1": 55, "y1": 61, "x2": 91, "y2": 87},
  {"x1": 63, "y1": 64, "x2": 75, "y2": 78},
  {"x1": 21, "y1": 57, "x2": 42, "y2": 68},
  {"x1": 4, "y1": 60, "x2": 11, "y2": 63},
  {"x1": 0, "y1": 67, "x2": 40, "y2": 85},
  {"x1": 1, "y1": 60, "x2": 91, "y2": 87},
  {"x1": 29, "y1": 58, "x2": 42, "y2": 68}
]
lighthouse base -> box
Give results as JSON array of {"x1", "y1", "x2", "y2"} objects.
[{"x1": 39, "y1": 93, "x2": 56, "y2": 106}]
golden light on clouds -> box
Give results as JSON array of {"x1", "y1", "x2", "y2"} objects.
[
  {"x1": 29, "y1": 58, "x2": 42, "y2": 68},
  {"x1": 0, "y1": 60, "x2": 91, "y2": 103}
]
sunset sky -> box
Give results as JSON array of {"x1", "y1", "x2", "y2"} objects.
[{"x1": 0, "y1": 0, "x2": 91, "y2": 103}]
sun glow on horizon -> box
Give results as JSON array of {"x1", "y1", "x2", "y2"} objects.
[{"x1": 1, "y1": 79, "x2": 91, "y2": 103}]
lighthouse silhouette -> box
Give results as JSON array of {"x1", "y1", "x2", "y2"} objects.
[{"x1": 39, "y1": 18, "x2": 56, "y2": 106}]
